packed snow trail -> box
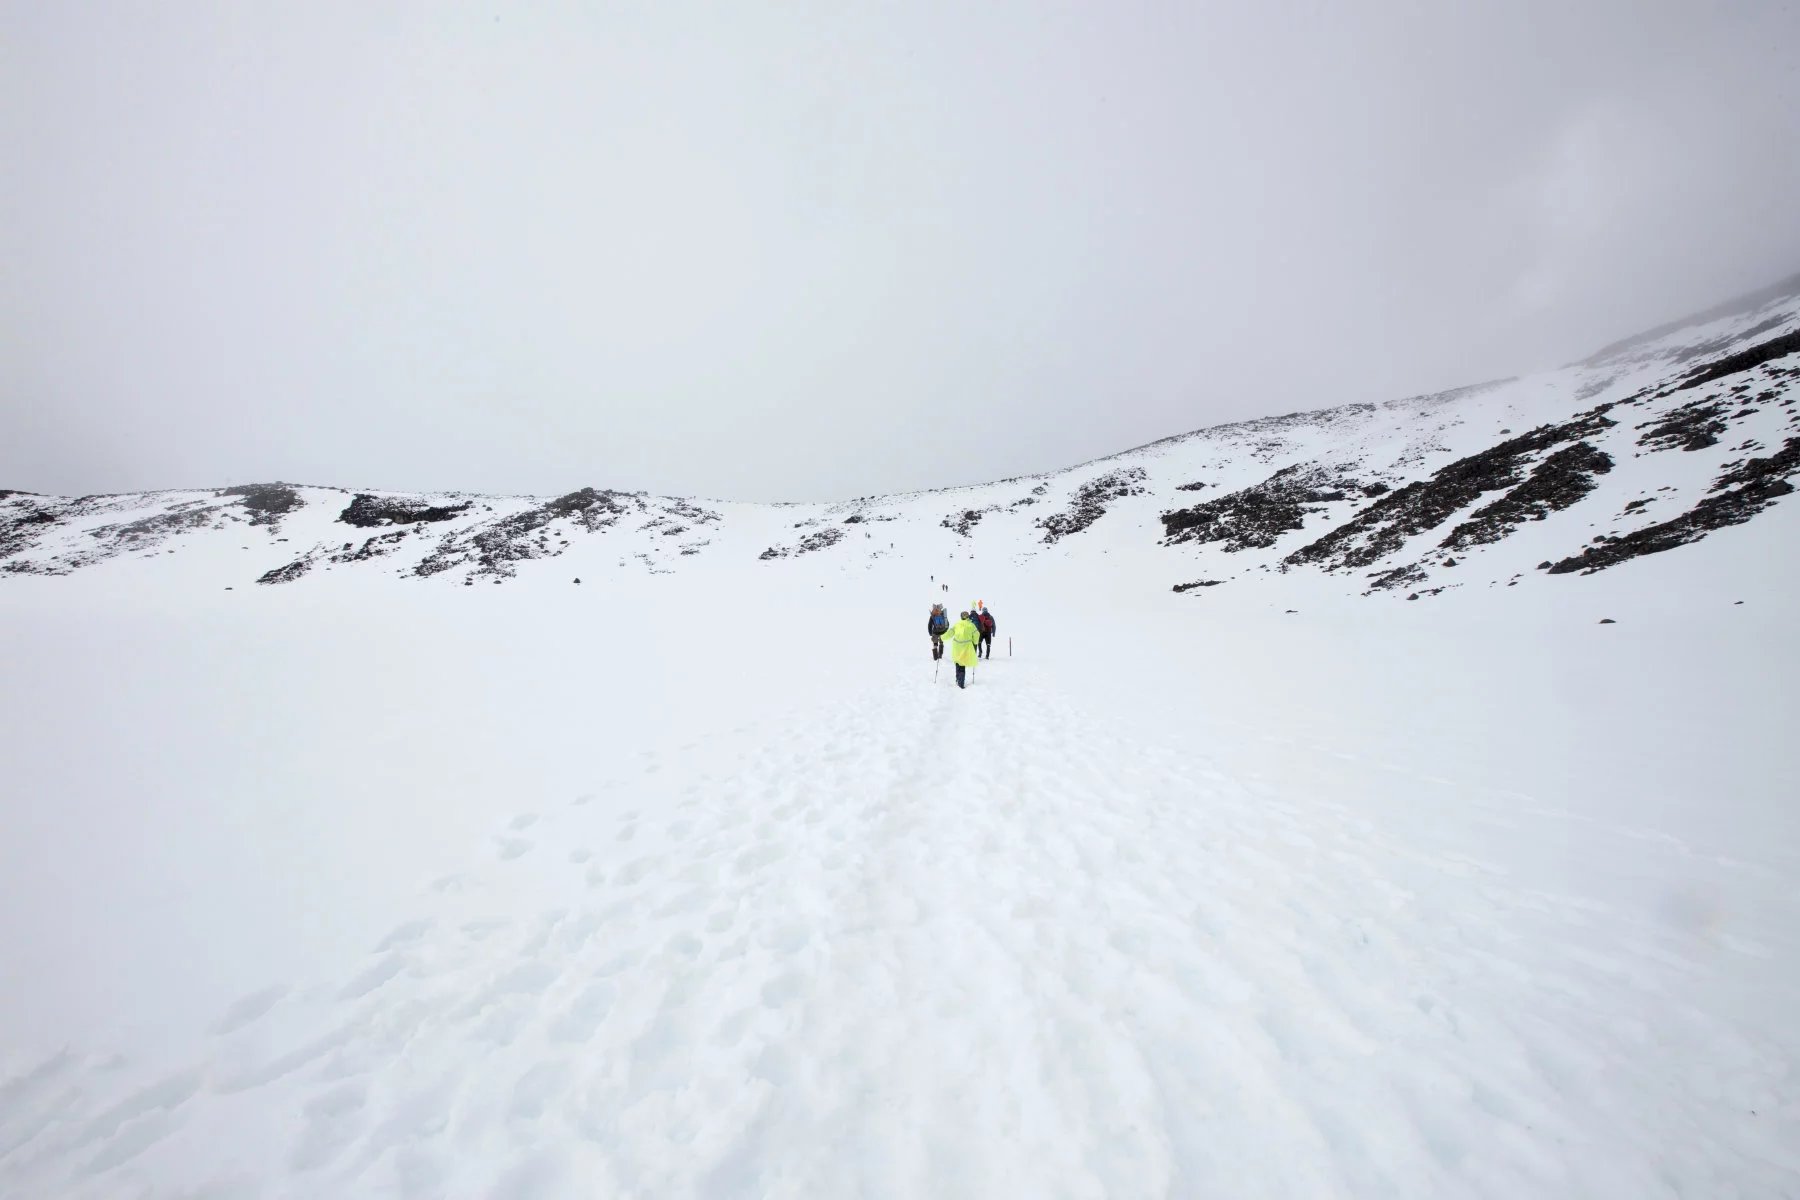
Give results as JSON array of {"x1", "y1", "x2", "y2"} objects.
[{"x1": 2, "y1": 638, "x2": 1793, "y2": 1198}]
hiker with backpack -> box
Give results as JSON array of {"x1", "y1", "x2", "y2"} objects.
[
  {"x1": 977, "y1": 605, "x2": 996, "y2": 659},
  {"x1": 927, "y1": 603, "x2": 949, "y2": 661},
  {"x1": 940, "y1": 610, "x2": 982, "y2": 689}
]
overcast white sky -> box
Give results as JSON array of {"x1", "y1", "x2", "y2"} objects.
[{"x1": 4, "y1": 1, "x2": 1799, "y2": 501}]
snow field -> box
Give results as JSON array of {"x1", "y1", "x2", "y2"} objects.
[{"x1": 0, "y1": 564, "x2": 1796, "y2": 1197}]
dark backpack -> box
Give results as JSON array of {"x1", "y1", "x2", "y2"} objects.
[
  {"x1": 929, "y1": 611, "x2": 948, "y2": 635},
  {"x1": 979, "y1": 612, "x2": 995, "y2": 636}
]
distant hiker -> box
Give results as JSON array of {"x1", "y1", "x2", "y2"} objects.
[
  {"x1": 978, "y1": 607, "x2": 996, "y2": 658},
  {"x1": 927, "y1": 603, "x2": 949, "y2": 661},
  {"x1": 940, "y1": 611, "x2": 982, "y2": 689}
]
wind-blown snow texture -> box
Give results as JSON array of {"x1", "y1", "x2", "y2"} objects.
[{"x1": 2, "y1": 281, "x2": 1798, "y2": 1197}]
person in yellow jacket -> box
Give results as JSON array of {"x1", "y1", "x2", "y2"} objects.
[{"x1": 940, "y1": 610, "x2": 982, "y2": 689}]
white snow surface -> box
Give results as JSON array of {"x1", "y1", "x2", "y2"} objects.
[
  {"x1": 2, "y1": 531, "x2": 1797, "y2": 1197},
  {"x1": 2, "y1": 289, "x2": 1799, "y2": 1196}
]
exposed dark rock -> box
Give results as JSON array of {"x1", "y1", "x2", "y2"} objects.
[
  {"x1": 1366, "y1": 563, "x2": 1427, "y2": 591},
  {"x1": 759, "y1": 527, "x2": 845, "y2": 561},
  {"x1": 544, "y1": 488, "x2": 637, "y2": 531},
  {"x1": 1547, "y1": 436, "x2": 1800, "y2": 574},
  {"x1": 222, "y1": 483, "x2": 302, "y2": 526},
  {"x1": 1039, "y1": 468, "x2": 1146, "y2": 544},
  {"x1": 942, "y1": 508, "x2": 993, "y2": 537},
  {"x1": 795, "y1": 528, "x2": 844, "y2": 555},
  {"x1": 334, "y1": 531, "x2": 410, "y2": 563},
  {"x1": 412, "y1": 491, "x2": 713, "y2": 578},
  {"x1": 92, "y1": 507, "x2": 215, "y2": 546},
  {"x1": 1638, "y1": 400, "x2": 1729, "y2": 452},
  {"x1": 1439, "y1": 442, "x2": 1614, "y2": 552},
  {"x1": 1172, "y1": 580, "x2": 1225, "y2": 593},
  {"x1": 1286, "y1": 408, "x2": 1616, "y2": 573},
  {"x1": 257, "y1": 559, "x2": 311, "y2": 585},
  {"x1": 1676, "y1": 327, "x2": 1800, "y2": 391},
  {"x1": 1175, "y1": 481, "x2": 1209, "y2": 492},
  {"x1": 1161, "y1": 465, "x2": 1361, "y2": 552},
  {"x1": 339, "y1": 494, "x2": 472, "y2": 528},
  {"x1": 1599, "y1": 618, "x2": 1616, "y2": 624},
  {"x1": 1007, "y1": 486, "x2": 1046, "y2": 509},
  {"x1": 0, "y1": 498, "x2": 67, "y2": 563}
]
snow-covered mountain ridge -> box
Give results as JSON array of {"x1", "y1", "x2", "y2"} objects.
[{"x1": 6, "y1": 273, "x2": 1800, "y2": 600}]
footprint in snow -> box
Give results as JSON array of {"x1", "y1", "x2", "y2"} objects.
[
  {"x1": 615, "y1": 856, "x2": 658, "y2": 885},
  {"x1": 338, "y1": 952, "x2": 408, "y2": 1001},
  {"x1": 507, "y1": 1062, "x2": 571, "y2": 1121},
  {"x1": 374, "y1": 919, "x2": 432, "y2": 952},
  {"x1": 76, "y1": 1067, "x2": 205, "y2": 1173},
  {"x1": 209, "y1": 984, "x2": 288, "y2": 1036},
  {"x1": 508, "y1": 813, "x2": 538, "y2": 831},
  {"x1": 759, "y1": 973, "x2": 804, "y2": 1009},
  {"x1": 289, "y1": 1080, "x2": 368, "y2": 1171},
  {"x1": 497, "y1": 837, "x2": 532, "y2": 861},
  {"x1": 547, "y1": 981, "x2": 615, "y2": 1044}
]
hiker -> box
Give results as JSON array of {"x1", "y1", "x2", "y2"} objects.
[
  {"x1": 940, "y1": 610, "x2": 982, "y2": 689},
  {"x1": 927, "y1": 603, "x2": 949, "y2": 661},
  {"x1": 978, "y1": 606, "x2": 996, "y2": 658}
]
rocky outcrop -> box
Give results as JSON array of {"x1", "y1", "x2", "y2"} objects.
[
  {"x1": 1439, "y1": 442, "x2": 1613, "y2": 552},
  {"x1": 1161, "y1": 465, "x2": 1367, "y2": 553},
  {"x1": 339, "y1": 494, "x2": 472, "y2": 528},
  {"x1": 1286, "y1": 408, "x2": 1617, "y2": 573},
  {"x1": 1676, "y1": 327, "x2": 1800, "y2": 392},
  {"x1": 223, "y1": 484, "x2": 303, "y2": 527},
  {"x1": 1039, "y1": 468, "x2": 1146, "y2": 544},
  {"x1": 1547, "y1": 436, "x2": 1800, "y2": 575}
]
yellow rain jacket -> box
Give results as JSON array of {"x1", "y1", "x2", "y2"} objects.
[{"x1": 941, "y1": 617, "x2": 981, "y2": 667}]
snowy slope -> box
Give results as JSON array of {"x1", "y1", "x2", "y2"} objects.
[
  {"x1": 5, "y1": 273, "x2": 1800, "y2": 602},
  {"x1": 1, "y1": 279, "x2": 1798, "y2": 1198}
]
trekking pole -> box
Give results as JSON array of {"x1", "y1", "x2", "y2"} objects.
[{"x1": 1009, "y1": 637, "x2": 1012, "y2": 657}]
